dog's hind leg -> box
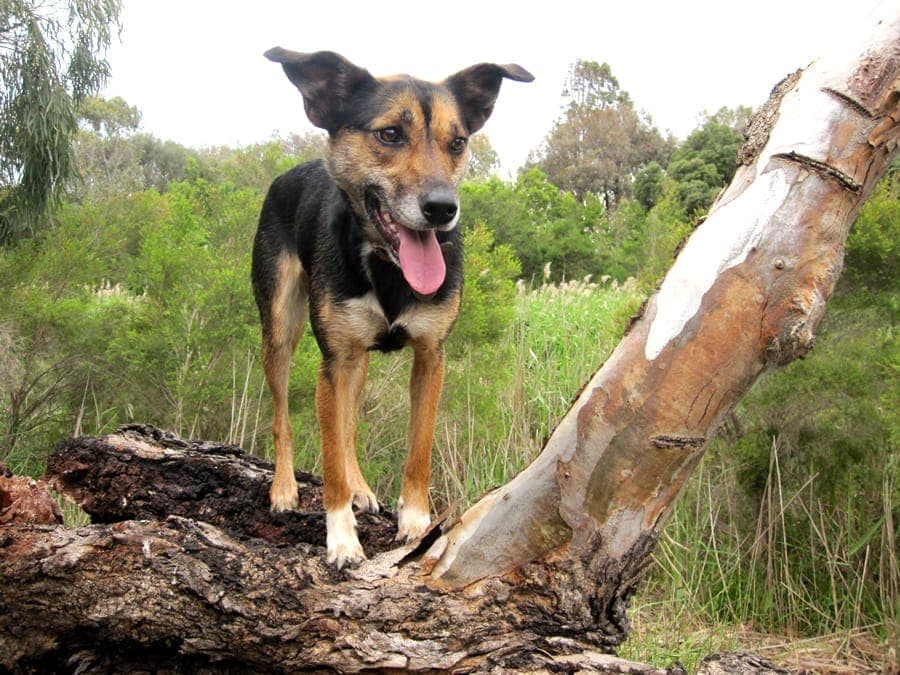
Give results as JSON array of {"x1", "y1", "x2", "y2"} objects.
[
  {"x1": 317, "y1": 351, "x2": 369, "y2": 568},
  {"x1": 261, "y1": 252, "x2": 308, "y2": 512},
  {"x1": 396, "y1": 342, "x2": 444, "y2": 542}
]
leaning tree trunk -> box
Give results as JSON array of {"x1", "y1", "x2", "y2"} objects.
[
  {"x1": 427, "y1": 10, "x2": 900, "y2": 589},
  {"x1": 2, "y1": 8, "x2": 898, "y2": 673}
]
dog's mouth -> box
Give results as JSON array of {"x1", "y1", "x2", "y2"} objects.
[{"x1": 365, "y1": 189, "x2": 446, "y2": 297}]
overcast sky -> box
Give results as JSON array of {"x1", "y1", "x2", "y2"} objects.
[{"x1": 101, "y1": 0, "x2": 891, "y2": 176}]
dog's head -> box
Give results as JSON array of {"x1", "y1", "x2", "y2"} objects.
[{"x1": 265, "y1": 48, "x2": 533, "y2": 296}]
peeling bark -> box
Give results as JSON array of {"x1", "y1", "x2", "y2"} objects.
[{"x1": 426, "y1": 8, "x2": 899, "y2": 589}]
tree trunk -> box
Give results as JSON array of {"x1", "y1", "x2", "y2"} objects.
[
  {"x1": 2, "y1": 9, "x2": 898, "y2": 673},
  {"x1": 426, "y1": 8, "x2": 900, "y2": 588}
]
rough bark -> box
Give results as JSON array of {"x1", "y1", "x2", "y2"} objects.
[
  {"x1": 0, "y1": 465, "x2": 62, "y2": 527},
  {"x1": 46, "y1": 423, "x2": 397, "y2": 553},
  {"x1": 2, "y1": 9, "x2": 898, "y2": 673}
]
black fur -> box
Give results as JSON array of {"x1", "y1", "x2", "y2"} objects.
[{"x1": 251, "y1": 160, "x2": 463, "y2": 359}]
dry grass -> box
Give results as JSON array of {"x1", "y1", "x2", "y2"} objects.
[{"x1": 621, "y1": 601, "x2": 897, "y2": 673}]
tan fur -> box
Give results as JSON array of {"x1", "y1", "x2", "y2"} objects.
[
  {"x1": 326, "y1": 87, "x2": 469, "y2": 223},
  {"x1": 316, "y1": 291, "x2": 386, "y2": 353},
  {"x1": 264, "y1": 252, "x2": 308, "y2": 511},
  {"x1": 396, "y1": 293, "x2": 460, "y2": 345},
  {"x1": 316, "y1": 352, "x2": 373, "y2": 512},
  {"x1": 400, "y1": 342, "x2": 445, "y2": 523}
]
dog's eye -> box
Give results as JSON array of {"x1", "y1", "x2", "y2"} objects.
[
  {"x1": 449, "y1": 137, "x2": 467, "y2": 154},
  {"x1": 375, "y1": 127, "x2": 403, "y2": 145}
]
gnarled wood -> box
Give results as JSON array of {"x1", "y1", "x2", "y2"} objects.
[{"x1": 46, "y1": 423, "x2": 397, "y2": 553}]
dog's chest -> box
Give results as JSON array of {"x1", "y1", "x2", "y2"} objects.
[{"x1": 340, "y1": 291, "x2": 450, "y2": 352}]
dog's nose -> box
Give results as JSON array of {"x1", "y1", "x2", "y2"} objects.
[{"x1": 420, "y1": 190, "x2": 459, "y2": 226}]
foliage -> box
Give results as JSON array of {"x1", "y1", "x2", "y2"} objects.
[
  {"x1": 451, "y1": 222, "x2": 520, "y2": 345},
  {"x1": 527, "y1": 59, "x2": 673, "y2": 208},
  {"x1": 70, "y1": 98, "x2": 328, "y2": 200},
  {"x1": 77, "y1": 94, "x2": 139, "y2": 135},
  {"x1": 633, "y1": 161, "x2": 664, "y2": 210},
  {"x1": 466, "y1": 134, "x2": 501, "y2": 180},
  {"x1": 562, "y1": 59, "x2": 632, "y2": 110},
  {"x1": 843, "y1": 161, "x2": 898, "y2": 288},
  {"x1": 0, "y1": 178, "x2": 263, "y2": 460},
  {"x1": 199, "y1": 134, "x2": 324, "y2": 193},
  {"x1": 0, "y1": 0, "x2": 121, "y2": 243},
  {"x1": 73, "y1": 96, "x2": 207, "y2": 198},
  {"x1": 666, "y1": 108, "x2": 746, "y2": 215},
  {"x1": 461, "y1": 169, "x2": 606, "y2": 284}
]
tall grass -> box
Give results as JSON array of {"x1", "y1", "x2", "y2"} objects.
[
  {"x1": 652, "y1": 438, "x2": 897, "y2": 627},
  {"x1": 266, "y1": 278, "x2": 643, "y2": 511}
]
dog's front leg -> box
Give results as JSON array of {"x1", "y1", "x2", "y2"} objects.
[
  {"x1": 397, "y1": 343, "x2": 444, "y2": 542},
  {"x1": 318, "y1": 352, "x2": 370, "y2": 568}
]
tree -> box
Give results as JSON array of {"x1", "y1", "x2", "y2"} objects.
[
  {"x1": 199, "y1": 133, "x2": 325, "y2": 193},
  {"x1": 529, "y1": 60, "x2": 673, "y2": 208},
  {"x1": 666, "y1": 108, "x2": 748, "y2": 215},
  {"x1": 461, "y1": 169, "x2": 605, "y2": 283},
  {"x1": 633, "y1": 160, "x2": 665, "y2": 210},
  {"x1": 0, "y1": 0, "x2": 122, "y2": 243},
  {"x1": 562, "y1": 59, "x2": 631, "y2": 111},
  {"x1": 77, "y1": 95, "x2": 139, "y2": 136},
  {"x1": 71, "y1": 97, "x2": 203, "y2": 199},
  {"x1": 466, "y1": 133, "x2": 501, "y2": 180},
  {"x1": 71, "y1": 95, "x2": 144, "y2": 199}
]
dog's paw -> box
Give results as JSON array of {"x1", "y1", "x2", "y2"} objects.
[
  {"x1": 326, "y1": 504, "x2": 366, "y2": 569},
  {"x1": 269, "y1": 473, "x2": 299, "y2": 512},
  {"x1": 395, "y1": 497, "x2": 431, "y2": 542},
  {"x1": 352, "y1": 486, "x2": 380, "y2": 514}
]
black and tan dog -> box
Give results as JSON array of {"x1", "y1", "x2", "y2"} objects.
[{"x1": 252, "y1": 49, "x2": 532, "y2": 568}]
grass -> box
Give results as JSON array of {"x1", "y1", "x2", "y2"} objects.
[{"x1": 624, "y1": 440, "x2": 898, "y2": 672}]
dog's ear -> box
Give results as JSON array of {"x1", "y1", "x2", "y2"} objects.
[
  {"x1": 265, "y1": 48, "x2": 375, "y2": 133},
  {"x1": 444, "y1": 63, "x2": 534, "y2": 134}
]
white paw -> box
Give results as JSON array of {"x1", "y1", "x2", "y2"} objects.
[
  {"x1": 326, "y1": 504, "x2": 366, "y2": 569},
  {"x1": 269, "y1": 474, "x2": 298, "y2": 512},
  {"x1": 396, "y1": 498, "x2": 431, "y2": 542}
]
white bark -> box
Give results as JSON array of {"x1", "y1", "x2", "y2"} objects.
[{"x1": 427, "y1": 5, "x2": 900, "y2": 588}]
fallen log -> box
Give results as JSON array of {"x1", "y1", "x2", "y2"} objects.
[
  {"x1": 2, "y1": 468, "x2": 668, "y2": 673},
  {"x1": 46, "y1": 423, "x2": 396, "y2": 553}
]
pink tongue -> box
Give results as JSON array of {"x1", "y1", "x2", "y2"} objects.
[{"x1": 397, "y1": 226, "x2": 446, "y2": 296}]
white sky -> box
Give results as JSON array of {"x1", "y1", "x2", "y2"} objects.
[{"x1": 102, "y1": 0, "x2": 891, "y2": 176}]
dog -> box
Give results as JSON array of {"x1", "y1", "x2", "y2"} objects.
[{"x1": 252, "y1": 48, "x2": 533, "y2": 569}]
